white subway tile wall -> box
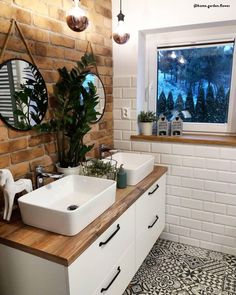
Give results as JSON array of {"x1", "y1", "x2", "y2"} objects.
[{"x1": 113, "y1": 76, "x2": 236, "y2": 255}]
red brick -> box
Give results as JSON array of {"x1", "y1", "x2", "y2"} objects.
[
  {"x1": 0, "y1": 154, "x2": 10, "y2": 168},
  {"x1": 30, "y1": 155, "x2": 54, "y2": 171},
  {"x1": 0, "y1": 21, "x2": 13, "y2": 34},
  {"x1": 34, "y1": 56, "x2": 53, "y2": 70},
  {"x1": 35, "y1": 42, "x2": 64, "y2": 59},
  {"x1": 10, "y1": 162, "x2": 30, "y2": 178},
  {"x1": 28, "y1": 133, "x2": 54, "y2": 147},
  {"x1": 0, "y1": 127, "x2": 8, "y2": 141},
  {"x1": 64, "y1": 49, "x2": 83, "y2": 62},
  {"x1": 8, "y1": 129, "x2": 29, "y2": 139},
  {"x1": 11, "y1": 146, "x2": 45, "y2": 164},
  {"x1": 0, "y1": 2, "x2": 12, "y2": 19},
  {"x1": 33, "y1": 15, "x2": 62, "y2": 33},
  {"x1": 44, "y1": 141, "x2": 57, "y2": 155},
  {"x1": 48, "y1": 6, "x2": 65, "y2": 21},
  {"x1": 13, "y1": 7, "x2": 32, "y2": 25},
  {"x1": 21, "y1": 25, "x2": 49, "y2": 43},
  {"x1": 94, "y1": 4, "x2": 112, "y2": 18},
  {"x1": 0, "y1": 138, "x2": 28, "y2": 154},
  {"x1": 50, "y1": 34, "x2": 75, "y2": 49},
  {"x1": 14, "y1": 0, "x2": 48, "y2": 15}
]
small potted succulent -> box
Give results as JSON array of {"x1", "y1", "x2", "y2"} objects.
[{"x1": 138, "y1": 111, "x2": 156, "y2": 135}]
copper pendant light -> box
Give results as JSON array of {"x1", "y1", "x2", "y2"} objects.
[
  {"x1": 66, "y1": 0, "x2": 88, "y2": 32},
  {"x1": 113, "y1": 0, "x2": 130, "y2": 45}
]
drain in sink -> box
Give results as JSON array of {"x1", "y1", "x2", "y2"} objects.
[{"x1": 67, "y1": 205, "x2": 79, "y2": 211}]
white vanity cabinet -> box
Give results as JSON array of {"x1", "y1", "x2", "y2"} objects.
[
  {"x1": 135, "y1": 174, "x2": 166, "y2": 270},
  {"x1": 0, "y1": 172, "x2": 166, "y2": 295},
  {"x1": 68, "y1": 205, "x2": 135, "y2": 295}
]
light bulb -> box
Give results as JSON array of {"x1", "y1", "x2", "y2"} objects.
[
  {"x1": 66, "y1": 0, "x2": 88, "y2": 32},
  {"x1": 113, "y1": 18, "x2": 130, "y2": 45}
]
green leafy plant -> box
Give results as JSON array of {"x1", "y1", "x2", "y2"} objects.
[
  {"x1": 138, "y1": 111, "x2": 156, "y2": 122},
  {"x1": 38, "y1": 53, "x2": 100, "y2": 168},
  {"x1": 83, "y1": 159, "x2": 117, "y2": 179},
  {"x1": 13, "y1": 64, "x2": 48, "y2": 130}
]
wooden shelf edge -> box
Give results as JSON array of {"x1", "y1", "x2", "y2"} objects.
[{"x1": 131, "y1": 134, "x2": 236, "y2": 147}]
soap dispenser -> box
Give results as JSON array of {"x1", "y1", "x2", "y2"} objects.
[{"x1": 117, "y1": 164, "x2": 127, "y2": 189}]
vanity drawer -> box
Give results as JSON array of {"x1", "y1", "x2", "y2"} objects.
[
  {"x1": 94, "y1": 243, "x2": 135, "y2": 295},
  {"x1": 68, "y1": 204, "x2": 135, "y2": 295},
  {"x1": 141, "y1": 173, "x2": 166, "y2": 203},
  {"x1": 135, "y1": 174, "x2": 166, "y2": 270}
]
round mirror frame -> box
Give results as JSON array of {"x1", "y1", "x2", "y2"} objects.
[
  {"x1": 0, "y1": 58, "x2": 48, "y2": 131},
  {"x1": 84, "y1": 72, "x2": 106, "y2": 124}
]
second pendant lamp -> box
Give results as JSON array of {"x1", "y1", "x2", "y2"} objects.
[{"x1": 113, "y1": 0, "x2": 130, "y2": 45}]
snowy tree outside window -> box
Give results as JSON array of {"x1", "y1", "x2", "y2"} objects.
[{"x1": 156, "y1": 42, "x2": 234, "y2": 124}]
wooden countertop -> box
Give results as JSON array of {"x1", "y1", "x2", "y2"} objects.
[{"x1": 0, "y1": 166, "x2": 167, "y2": 266}]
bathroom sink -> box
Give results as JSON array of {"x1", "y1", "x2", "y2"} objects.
[
  {"x1": 111, "y1": 152, "x2": 154, "y2": 185},
  {"x1": 18, "y1": 175, "x2": 116, "y2": 236}
]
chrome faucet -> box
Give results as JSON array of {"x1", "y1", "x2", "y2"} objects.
[
  {"x1": 35, "y1": 165, "x2": 64, "y2": 189},
  {"x1": 99, "y1": 144, "x2": 113, "y2": 159},
  {"x1": 99, "y1": 144, "x2": 121, "y2": 159}
]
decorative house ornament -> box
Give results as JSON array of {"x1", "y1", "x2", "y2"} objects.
[
  {"x1": 66, "y1": 0, "x2": 88, "y2": 32},
  {"x1": 171, "y1": 116, "x2": 183, "y2": 136},
  {"x1": 0, "y1": 169, "x2": 32, "y2": 221},
  {"x1": 113, "y1": 0, "x2": 130, "y2": 45},
  {"x1": 157, "y1": 115, "x2": 169, "y2": 136}
]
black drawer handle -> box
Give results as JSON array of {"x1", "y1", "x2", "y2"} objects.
[
  {"x1": 148, "y1": 184, "x2": 159, "y2": 195},
  {"x1": 148, "y1": 215, "x2": 159, "y2": 229},
  {"x1": 99, "y1": 224, "x2": 120, "y2": 247},
  {"x1": 101, "y1": 266, "x2": 121, "y2": 293}
]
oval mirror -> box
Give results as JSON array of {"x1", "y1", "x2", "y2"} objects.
[
  {"x1": 83, "y1": 73, "x2": 106, "y2": 123},
  {"x1": 0, "y1": 58, "x2": 48, "y2": 130}
]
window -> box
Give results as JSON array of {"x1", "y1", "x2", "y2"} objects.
[
  {"x1": 141, "y1": 22, "x2": 236, "y2": 134},
  {"x1": 156, "y1": 42, "x2": 234, "y2": 125}
]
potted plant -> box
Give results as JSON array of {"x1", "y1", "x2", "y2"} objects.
[
  {"x1": 38, "y1": 53, "x2": 100, "y2": 175},
  {"x1": 138, "y1": 111, "x2": 156, "y2": 135},
  {"x1": 82, "y1": 158, "x2": 117, "y2": 180}
]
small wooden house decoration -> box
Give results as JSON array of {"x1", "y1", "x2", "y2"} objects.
[
  {"x1": 157, "y1": 115, "x2": 169, "y2": 136},
  {"x1": 171, "y1": 116, "x2": 183, "y2": 136}
]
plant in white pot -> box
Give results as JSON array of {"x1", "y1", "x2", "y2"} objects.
[
  {"x1": 138, "y1": 111, "x2": 156, "y2": 135},
  {"x1": 38, "y1": 53, "x2": 100, "y2": 175}
]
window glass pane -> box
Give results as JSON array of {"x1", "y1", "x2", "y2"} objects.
[{"x1": 156, "y1": 42, "x2": 234, "y2": 123}]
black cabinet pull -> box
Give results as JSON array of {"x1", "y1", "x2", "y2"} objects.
[
  {"x1": 101, "y1": 266, "x2": 121, "y2": 293},
  {"x1": 148, "y1": 184, "x2": 159, "y2": 195},
  {"x1": 99, "y1": 224, "x2": 120, "y2": 247},
  {"x1": 148, "y1": 215, "x2": 159, "y2": 229}
]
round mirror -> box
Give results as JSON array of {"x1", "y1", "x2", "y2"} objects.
[
  {"x1": 83, "y1": 73, "x2": 106, "y2": 123},
  {"x1": 0, "y1": 58, "x2": 48, "y2": 130}
]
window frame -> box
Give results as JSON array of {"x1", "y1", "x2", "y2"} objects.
[{"x1": 145, "y1": 24, "x2": 236, "y2": 134}]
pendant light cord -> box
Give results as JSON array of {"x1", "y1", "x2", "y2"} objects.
[{"x1": 120, "y1": 0, "x2": 122, "y2": 13}]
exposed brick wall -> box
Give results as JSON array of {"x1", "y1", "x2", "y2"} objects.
[{"x1": 0, "y1": 0, "x2": 113, "y2": 209}]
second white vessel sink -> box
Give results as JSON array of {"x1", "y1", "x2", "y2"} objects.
[
  {"x1": 18, "y1": 175, "x2": 116, "y2": 236},
  {"x1": 111, "y1": 152, "x2": 154, "y2": 185}
]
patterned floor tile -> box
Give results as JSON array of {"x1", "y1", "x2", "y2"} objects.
[{"x1": 123, "y1": 239, "x2": 236, "y2": 295}]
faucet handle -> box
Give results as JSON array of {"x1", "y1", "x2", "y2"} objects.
[{"x1": 35, "y1": 165, "x2": 44, "y2": 174}]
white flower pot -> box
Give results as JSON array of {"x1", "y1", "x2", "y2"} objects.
[
  {"x1": 139, "y1": 122, "x2": 153, "y2": 135},
  {"x1": 56, "y1": 164, "x2": 82, "y2": 176}
]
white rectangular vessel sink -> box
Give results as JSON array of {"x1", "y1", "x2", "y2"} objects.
[
  {"x1": 111, "y1": 152, "x2": 154, "y2": 185},
  {"x1": 18, "y1": 175, "x2": 116, "y2": 236}
]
